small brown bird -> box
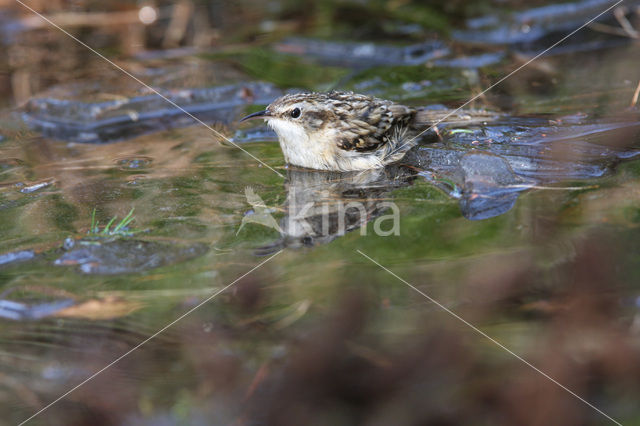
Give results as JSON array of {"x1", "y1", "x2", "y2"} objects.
[
  {"x1": 240, "y1": 91, "x2": 422, "y2": 171},
  {"x1": 240, "y1": 91, "x2": 497, "y2": 171}
]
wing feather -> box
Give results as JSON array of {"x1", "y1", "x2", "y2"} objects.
[{"x1": 337, "y1": 99, "x2": 414, "y2": 152}]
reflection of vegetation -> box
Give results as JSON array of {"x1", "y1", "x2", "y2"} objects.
[
  {"x1": 382, "y1": 3, "x2": 450, "y2": 34},
  {"x1": 202, "y1": 48, "x2": 348, "y2": 89},
  {"x1": 280, "y1": 0, "x2": 494, "y2": 39},
  {"x1": 89, "y1": 207, "x2": 140, "y2": 237},
  {"x1": 345, "y1": 65, "x2": 470, "y2": 103}
]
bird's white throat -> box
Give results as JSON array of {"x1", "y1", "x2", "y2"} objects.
[{"x1": 266, "y1": 118, "x2": 328, "y2": 169}]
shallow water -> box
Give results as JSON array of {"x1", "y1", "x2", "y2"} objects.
[{"x1": 2, "y1": 2, "x2": 640, "y2": 425}]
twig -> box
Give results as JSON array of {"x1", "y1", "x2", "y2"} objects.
[
  {"x1": 588, "y1": 22, "x2": 632, "y2": 37},
  {"x1": 163, "y1": 0, "x2": 194, "y2": 48},
  {"x1": 589, "y1": 6, "x2": 639, "y2": 38},
  {"x1": 614, "y1": 6, "x2": 639, "y2": 38},
  {"x1": 20, "y1": 11, "x2": 142, "y2": 29},
  {"x1": 632, "y1": 79, "x2": 640, "y2": 108}
]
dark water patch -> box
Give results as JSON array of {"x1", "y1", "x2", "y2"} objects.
[
  {"x1": 54, "y1": 238, "x2": 208, "y2": 274},
  {"x1": 21, "y1": 82, "x2": 282, "y2": 144},
  {"x1": 275, "y1": 38, "x2": 450, "y2": 68}
]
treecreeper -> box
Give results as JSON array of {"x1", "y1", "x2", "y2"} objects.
[{"x1": 240, "y1": 91, "x2": 495, "y2": 171}]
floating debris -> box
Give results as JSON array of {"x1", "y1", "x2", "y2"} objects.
[
  {"x1": 399, "y1": 118, "x2": 640, "y2": 220},
  {"x1": 18, "y1": 179, "x2": 55, "y2": 194},
  {"x1": 458, "y1": 152, "x2": 530, "y2": 220},
  {"x1": 0, "y1": 291, "x2": 140, "y2": 321},
  {"x1": 53, "y1": 296, "x2": 142, "y2": 320},
  {"x1": 232, "y1": 127, "x2": 277, "y2": 143},
  {"x1": 274, "y1": 38, "x2": 449, "y2": 68},
  {"x1": 21, "y1": 82, "x2": 282, "y2": 144},
  {"x1": 0, "y1": 249, "x2": 35, "y2": 267},
  {"x1": 432, "y1": 52, "x2": 506, "y2": 68},
  {"x1": 114, "y1": 156, "x2": 153, "y2": 170},
  {"x1": 0, "y1": 299, "x2": 75, "y2": 321},
  {"x1": 453, "y1": 0, "x2": 640, "y2": 46},
  {"x1": 55, "y1": 239, "x2": 208, "y2": 274}
]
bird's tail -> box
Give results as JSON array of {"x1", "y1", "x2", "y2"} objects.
[{"x1": 413, "y1": 107, "x2": 500, "y2": 128}]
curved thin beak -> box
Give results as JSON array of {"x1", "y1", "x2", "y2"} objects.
[{"x1": 239, "y1": 109, "x2": 271, "y2": 122}]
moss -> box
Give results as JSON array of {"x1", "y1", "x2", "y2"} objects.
[{"x1": 386, "y1": 4, "x2": 451, "y2": 34}]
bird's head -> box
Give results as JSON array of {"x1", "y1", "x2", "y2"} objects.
[
  {"x1": 240, "y1": 92, "x2": 345, "y2": 169},
  {"x1": 240, "y1": 92, "x2": 333, "y2": 141}
]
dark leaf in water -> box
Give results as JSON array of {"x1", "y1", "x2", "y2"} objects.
[{"x1": 54, "y1": 239, "x2": 208, "y2": 275}]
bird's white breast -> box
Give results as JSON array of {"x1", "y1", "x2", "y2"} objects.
[
  {"x1": 267, "y1": 119, "x2": 331, "y2": 169},
  {"x1": 266, "y1": 118, "x2": 388, "y2": 171}
]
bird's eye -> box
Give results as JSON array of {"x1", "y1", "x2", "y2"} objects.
[{"x1": 290, "y1": 107, "x2": 301, "y2": 119}]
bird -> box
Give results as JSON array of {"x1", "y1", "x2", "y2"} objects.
[
  {"x1": 240, "y1": 91, "x2": 425, "y2": 171},
  {"x1": 240, "y1": 91, "x2": 499, "y2": 171}
]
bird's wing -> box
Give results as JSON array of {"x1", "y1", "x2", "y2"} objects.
[{"x1": 337, "y1": 102, "x2": 414, "y2": 152}]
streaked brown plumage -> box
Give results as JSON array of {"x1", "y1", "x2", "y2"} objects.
[{"x1": 240, "y1": 91, "x2": 494, "y2": 171}]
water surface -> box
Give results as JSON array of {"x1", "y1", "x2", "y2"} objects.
[{"x1": 1, "y1": 2, "x2": 640, "y2": 424}]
